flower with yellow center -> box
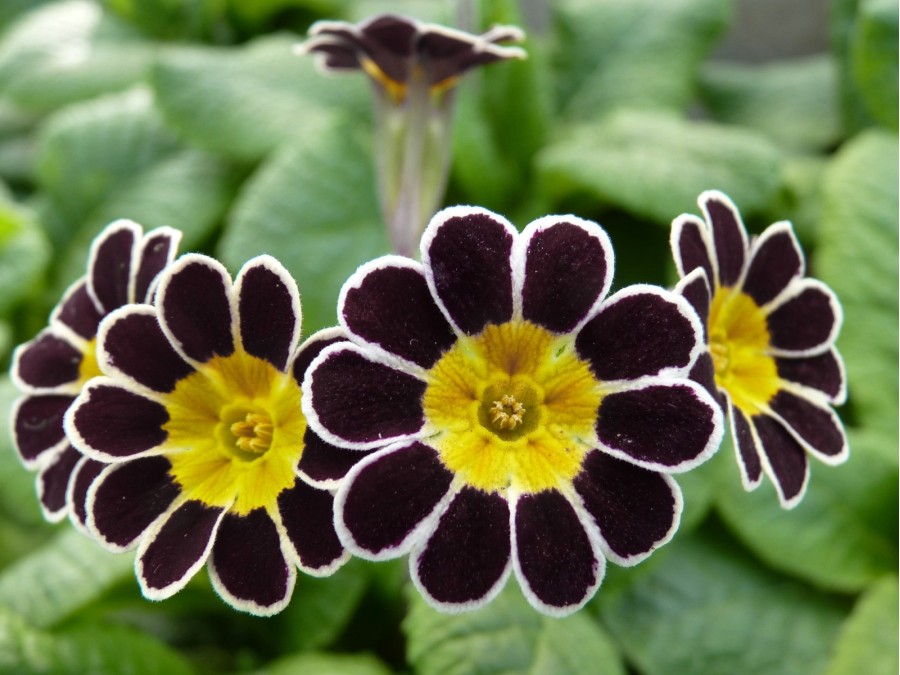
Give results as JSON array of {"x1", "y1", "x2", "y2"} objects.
[
  {"x1": 672, "y1": 190, "x2": 848, "y2": 508},
  {"x1": 67, "y1": 254, "x2": 362, "y2": 616},
  {"x1": 305, "y1": 206, "x2": 722, "y2": 617},
  {"x1": 10, "y1": 219, "x2": 180, "y2": 530}
]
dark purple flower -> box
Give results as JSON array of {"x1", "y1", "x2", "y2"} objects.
[
  {"x1": 65, "y1": 254, "x2": 362, "y2": 616},
  {"x1": 10, "y1": 220, "x2": 180, "y2": 531},
  {"x1": 303, "y1": 205, "x2": 724, "y2": 616},
  {"x1": 671, "y1": 190, "x2": 848, "y2": 508}
]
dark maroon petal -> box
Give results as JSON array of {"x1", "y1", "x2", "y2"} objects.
[
  {"x1": 514, "y1": 490, "x2": 600, "y2": 612},
  {"x1": 767, "y1": 281, "x2": 840, "y2": 354},
  {"x1": 158, "y1": 256, "x2": 235, "y2": 363},
  {"x1": 341, "y1": 260, "x2": 456, "y2": 368},
  {"x1": 70, "y1": 383, "x2": 168, "y2": 459},
  {"x1": 422, "y1": 26, "x2": 524, "y2": 85},
  {"x1": 296, "y1": 428, "x2": 365, "y2": 484},
  {"x1": 413, "y1": 487, "x2": 510, "y2": 607},
  {"x1": 100, "y1": 308, "x2": 194, "y2": 393},
  {"x1": 327, "y1": 15, "x2": 417, "y2": 82},
  {"x1": 236, "y1": 257, "x2": 300, "y2": 372},
  {"x1": 675, "y1": 268, "x2": 711, "y2": 335},
  {"x1": 90, "y1": 456, "x2": 180, "y2": 550},
  {"x1": 338, "y1": 443, "x2": 453, "y2": 557},
  {"x1": 769, "y1": 390, "x2": 847, "y2": 461},
  {"x1": 133, "y1": 227, "x2": 180, "y2": 303},
  {"x1": 291, "y1": 328, "x2": 346, "y2": 386},
  {"x1": 742, "y1": 223, "x2": 804, "y2": 307},
  {"x1": 138, "y1": 501, "x2": 223, "y2": 595},
  {"x1": 672, "y1": 215, "x2": 714, "y2": 286},
  {"x1": 69, "y1": 457, "x2": 104, "y2": 530},
  {"x1": 51, "y1": 281, "x2": 103, "y2": 341},
  {"x1": 210, "y1": 509, "x2": 292, "y2": 613},
  {"x1": 37, "y1": 445, "x2": 81, "y2": 519},
  {"x1": 304, "y1": 38, "x2": 362, "y2": 71},
  {"x1": 730, "y1": 402, "x2": 762, "y2": 488},
  {"x1": 753, "y1": 414, "x2": 809, "y2": 507},
  {"x1": 423, "y1": 208, "x2": 514, "y2": 335},
  {"x1": 89, "y1": 221, "x2": 138, "y2": 313},
  {"x1": 521, "y1": 219, "x2": 612, "y2": 333},
  {"x1": 278, "y1": 479, "x2": 345, "y2": 571},
  {"x1": 12, "y1": 394, "x2": 71, "y2": 465},
  {"x1": 574, "y1": 451, "x2": 678, "y2": 563},
  {"x1": 689, "y1": 352, "x2": 718, "y2": 400},
  {"x1": 776, "y1": 349, "x2": 845, "y2": 403},
  {"x1": 576, "y1": 289, "x2": 699, "y2": 381},
  {"x1": 702, "y1": 191, "x2": 747, "y2": 287},
  {"x1": 306, "y1": 346, "x2": 425, "y2": 448},
  {"x1": 595, "y1": 382, "x2": 719, "y2": 470},
  {"x1": 14, "y1": 332, "x2": 84, "y2": 390}
]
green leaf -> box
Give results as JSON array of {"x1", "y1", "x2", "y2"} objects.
[
  {"x1": 700, "y1": 56, "x2": 842, "y2": 152},
  {"x1": 598, "y1": 528, "x2": 848, "y2": 675},
  {"x1": 825, "y1": 575, "x2": 899, "y2": 675},
  {"x1": 715, "y1": 428, "x2": 898, "y2": 592},
  {"x1": 404, "y1": 582, "x2": 625, "y2": 675},
  {"x1": 250, "y1": 652, "x2": 391, "y2": 675},
  {"x1": 152, "y1": 34, "x2": 368, "y2": 162},
  {"x1": 537, "y1": 110, "x2": 783, "y2": 224},
  {"x1": 219, "y1": 118, "x2": 389, "y2": 335},
  {"x1": 554, "y1": 0, "x2": 731, "y2": 120},
  {"x1": 816, "y1": 129, "x2": 899, "y2": 446},
  {"x1": 0, "y1": 528, "x2": 133, "y2": 628},
  {"x1": 0, "y1": 0, "x2": 153, "y2": 113},
  {"x1": 849, "y1": 0, "x2": 899, "y2": 130},
  {"x1": 0, "y1": 609, "x2": 196, "y2": 675},
  {"x1": 0, "y1": 194, "x2": 50, "y2": 316},
  {"x1": 277, "y1": 559, "x2": 369, "y2": 653}
]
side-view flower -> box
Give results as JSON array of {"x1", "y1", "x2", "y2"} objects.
[
  {"x1": 301, "y1": 14, "x2": 526, "y2": 257},
  {"x1": 64, "y1": 254, "x2": 363, "y2": 615},
  {"x1": 303, "y1": 205, "x2": 724, "y2": 616},
  {"x1": 10, "y1": 220, "x2": 180, "y2": 530},
  {"x1": 671, "y1": 190, "x2": 848, "y2": 508}
]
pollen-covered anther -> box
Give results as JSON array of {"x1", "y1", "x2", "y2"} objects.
[
  {"x1": 231, "y1": 413, "x2": 273, "y2": 454},
  {"x1": 489, "y1": 394, "x2": 526, "y2": 430}
]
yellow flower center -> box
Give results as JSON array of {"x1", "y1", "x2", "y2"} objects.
[
  {"x1": 708, "y1": 286, "x2": 780, "y2": 415},
  {"x1": 78, "y1": 338, "x2": 103, "y2": 386},
  {"x1": 422, "y1": 321, "x2": 603, "y2": 495},
  {"x1": 163, "y1": 348, "x2": 305, "y2": 515}
]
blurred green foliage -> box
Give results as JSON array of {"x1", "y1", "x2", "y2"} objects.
[{"x1": 0, "y1": 0, "x2": 897, "y2": 673}]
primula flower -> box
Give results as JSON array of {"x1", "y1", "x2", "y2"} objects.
[
  {"x1": 301, "y1": 14, "x2": 525, "y2": 257},
  {"x1": 10, "y1": 220, "x2": 180, "y2": 530},
  {"x1": 671, "y1": 191, "x2": 848, "y2": 508},
  {"x1": 65, "y1": 254, "x2": 360, "y2": 615},
  {"x1": 303, "y1": 206, "x2": 724, "y2": 616}
]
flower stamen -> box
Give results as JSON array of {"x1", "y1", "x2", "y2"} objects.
[
  {"x1": 231, "y1": 412, "x2": 273, "y2": 454},
  {"x1": 489, "y1": 394, "x2": 526, "y2": 430}
]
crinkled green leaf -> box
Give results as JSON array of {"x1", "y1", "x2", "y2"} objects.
[
  {"x1": 0, "y1": 609, "x2": 196, "y2": 675},
  {"x1": 816, "y1": 129, "x2": 898, "y2": 447},
  {"x1": 537, "y1": 110, "x2": 783, "y2": 224},
  {"x1": 850, "y1": 0, "x2": 899, "y2": 130},
  {"x1": 277, "y1": 558, "x2": 369, "y2": 653},
  {"x1": 219, "y1": 118, "x2": 389, "y2": 335},
  {"x1": 152, "y1": 34, "x2": 367, "y2": 162},
  {"x1": 0, "y1": 528, "x2": 132, "y2": 628},
  {"x1": 404, "y1": 582, "x2": 625, "y2": 675},
  {"x1": 0, "y1": 0, "x2": 153, "y2": 113},
  {"x1": 701, "y1": 55, "x2": 842, "y2": 152},
  {"x1": 599, "y1": 528, "x2": 847, "y2": 675},
  {"x1": 825, "y1": 575, "x2": 899, "y2": 675},
  {"x1": 554, "y1": 0, "x2": 731, "y2": 119},
  {"x1": 715, "y1": 428, "x2": 898, "y2": 592},
  {"x1": 0, "y1": 194, "x2": 50, "y2": 316},
  {"x1": 250, "y1": 652, "x2": 391, "y2": 675}
]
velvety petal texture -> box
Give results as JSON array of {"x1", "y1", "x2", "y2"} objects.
[
  {"x1": 312, "y1": 205, "x2": 723, "y2": 617},
  {"x1": 671, "y1": 190, "x2": 848, "y2": 509}
]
